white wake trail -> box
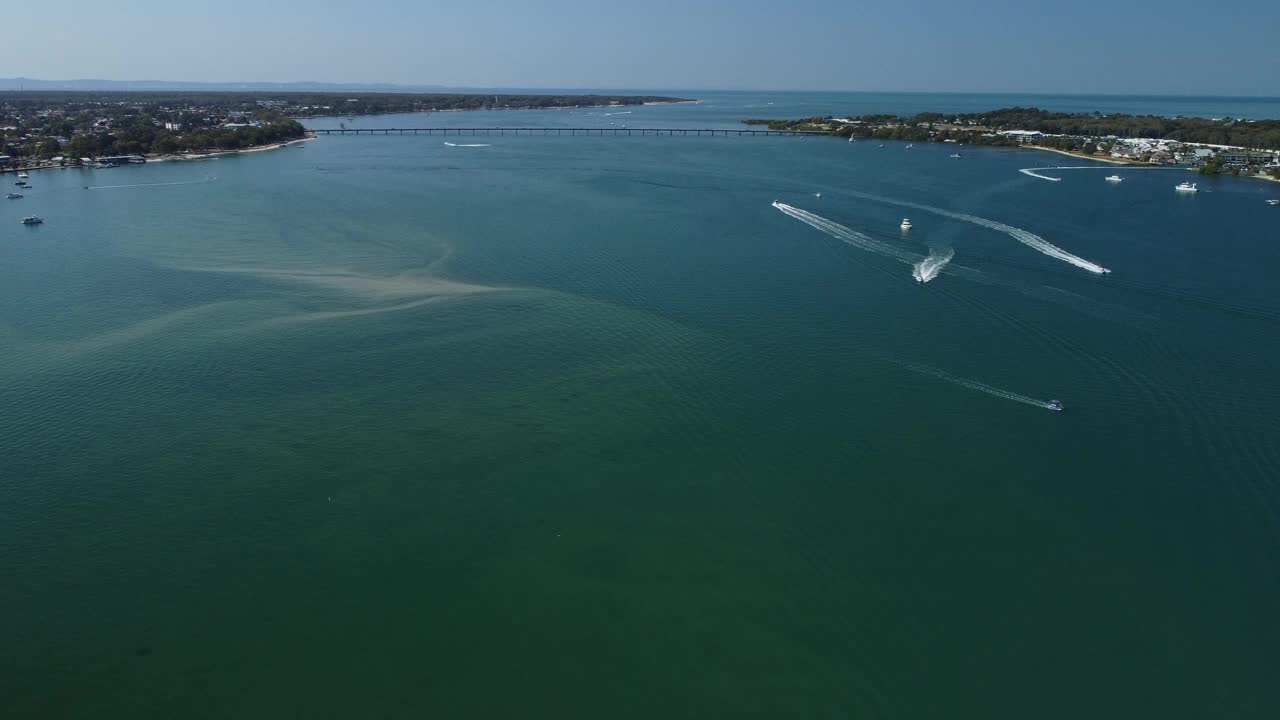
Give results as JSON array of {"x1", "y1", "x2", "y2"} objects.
[
  {"x1": 905, "y1": 362, "x2": 1058, "y2": 410},
  {"x1": 1019, "y1": 165, "x2": 1186, "y2": 182},
  {"x1": 86, "y1": 176, "x2": 216, "y2": 190},
  {"x1": 913, "y1": 246, "x2": 955, "y2": 283},
  {"x1": 443, "y1": 142, "x2": 492, "y2": 147},
  {"x1": 846, "y1": 190, "x2": 1110, "y2": 275},
  {"x1": 772, "y1": 202, "x2": 921, "y2": 266}
]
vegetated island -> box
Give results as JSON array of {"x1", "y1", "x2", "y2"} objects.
[
  {"x1": 1, "y1": 91, "x2": 694, "y2": 170},
  {"x1": 748, "y1": 108, "x2": 1280, "y2": 181}
]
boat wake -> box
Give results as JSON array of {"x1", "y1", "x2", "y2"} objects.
[
  {"x1": 443, "y1": 142, "x2": 492, "y2": 148},
  {"x1": 772, "y1": 202, "x2": 921, "y2": 266},
  {"x1": 913, "y1": 245, "x2": 955, "y2": 283},
  {"x1": 1019, "y1": 165, "x2": 1185, "y2": 182},
  {"x1": 845, "y1": 190, "x2": 1110, "y2": 275},
  {"x1": 905, "y1": 362, "x2": 1060, "y2": 411},
  {"x1": 86, "y1": 176, "x2": 216, "y2": 190}
]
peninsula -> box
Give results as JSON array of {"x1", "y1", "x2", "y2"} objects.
[
  {"x1": 0, "y1": 90, "x2": 692, "y2": 170},
  {"x1": 750, "y1": 108, "x2": 1280, "y2": 180}
]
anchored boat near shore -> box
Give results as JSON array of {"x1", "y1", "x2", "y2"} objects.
[
  {"x1": 1175, "y1": 181, "x2": 1198, "y2": 193},
  {"x1": 21, "y1": 216, "x2": 43, "y2": 225}
]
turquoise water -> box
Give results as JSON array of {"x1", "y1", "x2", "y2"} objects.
[{"x1": 3, "y1": 96, "x2": 1280, "y2": 717}]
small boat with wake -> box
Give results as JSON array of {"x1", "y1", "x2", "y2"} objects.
[
  {"x1": 1046, "y1": 400, "x2": 1063, "y2": 412},
  {"x1": 1267, "y1": 199, "x2": 1279, "y2": 206},
  {"x1": 1105, "y1": 175, "x2": 1122, "y2": 183},
  {"x1": 950, "y1": 153, "x2": 962, "y2": 158},
  {"x1": 900, "y1": 218, "x2": 912, "y2": 230}
]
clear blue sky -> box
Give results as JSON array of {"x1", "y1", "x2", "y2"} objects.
[{"x1": 3, "y1": 0, "x2": 1278, "y2": 95}]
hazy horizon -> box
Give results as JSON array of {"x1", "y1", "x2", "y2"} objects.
[{"x1": 4, "y1": 0, "x2": 1277, "y2": 96}]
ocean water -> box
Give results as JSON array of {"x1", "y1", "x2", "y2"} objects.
[{"x1": 3, "y1": 96, "x2": 1280, "y2": 718}]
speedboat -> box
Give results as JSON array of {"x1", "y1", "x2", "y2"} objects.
[
  {"x1": 6, "y1": 192, "x2": 22, "y2": 199},
  {"x1": 21, "y1": 216, "x2": 43, "y2": 225},
  {"x1": 814, "y1": 192, "x2": 822, "y2": 198},
  {"x1": 950, "y1": 153, "x2": 962, "y2": 158},
  {"x1": 900, "y1": 218, "x2": 912, "y2": 230},
  {"x1": 1046, "y1": 400, "x2": 1063, "y2": 412},
  {"x1": 1175, "y1": 181, "x2": 1198, "y2": 192},
  {"x1": 1267, "y1": 199, "x2": 1279, "y2": 206},
  {"x1": 1105, "y1": 175, "x2": 1122, "y2": 182},
  {"x1": 17, "y1": 172, "x2": 29, "y2": 179}
]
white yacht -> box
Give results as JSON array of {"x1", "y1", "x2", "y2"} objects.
[
  {"x1": 1175, "y1": 181, "x2": 1198, "y2": 192},
  {"x1": 900, "y1": 218, "x2": 912, "y2": 230},
  {"x1": 1266, "y1": 199, "x2": 1279, "y2": 206},
  {"x1": 1105, "y1": 175, "x2": 1123, "y2": 182},
  {"x1": 17, "y1": 172, "x2": 29, "y2": 179},
  {"x1": 21, "y1": 216, "x2": 43, "y2": 225}
]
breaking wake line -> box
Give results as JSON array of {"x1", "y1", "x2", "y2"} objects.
[
  {"x1": 913, "y1": 246, "x2": 955, "y2": 283},
  {"x1": 772, "y1": 202, "x2": 922, "y2": 266},
  {"x1": 845, "y1": 189, "x2": 1110, "y2": 275},
  {"x1": 1019, "y1": 166, "x2": 1187, "y2": 182},
  {"x1": 444, "y1": 142, "x2": 492, "y2": 147},
  {"x1": 905, "y1": 362, "x2": 1060, "y2": 411},
  {"x1": 85, "y1": 176, "x2": 216, "y2": 190}
]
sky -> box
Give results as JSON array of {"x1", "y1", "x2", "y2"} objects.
[{"x1": 2, "y1": 0, "x2": 1278, "y2": 96}]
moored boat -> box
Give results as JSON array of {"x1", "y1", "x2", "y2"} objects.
[
  {"x1": 1105, "y1": 175, "x2": 1122, "y2": 182},
  {"x1": 6, "y1": 192, "x2": 22, "y2": 199},
  {"x1": 21, "y1": 216, "x2": 43, "y2": 225},
  {"x1": 1175, "y1": 181, "x2": 1198, "y2": 192}
]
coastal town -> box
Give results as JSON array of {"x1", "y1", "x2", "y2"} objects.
[
  {"x1": 0, "y1": 90, "x2": 687, "y2": 173},
  {"x1": 749, "y1": 108, "x2": 1280, "y2": 181}
]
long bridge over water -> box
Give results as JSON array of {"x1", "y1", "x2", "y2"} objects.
[{"x1": 308, "y1": 127, "x2": 825, "y2": 138}]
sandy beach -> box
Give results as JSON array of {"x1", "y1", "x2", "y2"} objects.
[{"x1": 1026, "y1": 145, "x2": 1144, "y2": 165}]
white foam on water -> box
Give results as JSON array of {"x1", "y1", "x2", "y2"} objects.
[
  {"x1": 443, "y1": 142, "x2": 492, "y2": 147},
  {"x1": 1019, "y1": 165, "x2": 1185, "y2": 182},
  {"x1": 86, "y1": 176, "x2": 216, "y2": 190},
  {"x1": 1019, "y1": 168, "x2": 1062, "y2": 181},
  {"x1": 905, "y1": 362, "x2": 1058, "y2": 410},
  {"x1": 913, "y1": 246, "x2": 955, "y2": 283},
  {"x1": 846, "y1": 190, "x2": 1111, "y2": 275},
  {"x1": 772, "y1": 202, "x2": 921, "y2": 267}
]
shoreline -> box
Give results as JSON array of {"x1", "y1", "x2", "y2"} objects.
[
  {"x1": 289, "y1": 99, "x2": 698, "y2": 120},
  {"x1": 1025, "y1": 145, "x2": 1145, "y2": 165},
  {"x1": 1, "y1": 136, "x2": 316, "y2": 174},
  {"x1": 145, "y1": 135, "x2": 316, "y2": 164}
]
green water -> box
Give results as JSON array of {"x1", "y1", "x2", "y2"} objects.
[{"x1": 4, "y1": 100, "x2": 1280, "y2": 717}]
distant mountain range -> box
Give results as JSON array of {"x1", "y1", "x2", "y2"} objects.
[{"x1": 0, "y1": 78, "x2": 458, "y2": 93}]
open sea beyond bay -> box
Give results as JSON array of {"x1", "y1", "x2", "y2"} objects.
[{"x1": 3, "y1": 91, "x2": 1280, "y2": 718}]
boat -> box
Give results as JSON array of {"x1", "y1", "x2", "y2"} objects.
[
  {"x1": 1105, "y1": 175, "x2": 1123, "y2": 182},
  {"x1": 17, "y1": 183, "x2": 31, "y2": 189},
  {"x1": 21, "y1": 216, "x2": 43, "y2": 225},
  {"x1": 1175, "y1": 181, "x2": 1198, "y2": 192},
  {"x1": 900, "y1": 218, "x2": 912, "y2": 230},
  {"x1": 14, "y1": 180, "x2": 24, "y2": 185},
  {"x1": 6, "y1": 192, "x2": 22, "y2": 199},
  {"x1": 848, "y1": 136, "x2": 855, "y2": 143},
  {"x1": 17, "y1": 172, "x2": 29, "y2": 179},
  {"x1": 950, "y1": 153, "x2": 962, "y2": 158},
  {"x1": 906, "y1": 144, "x2": 914, "y2": 149},
  {"x1": 1046, "y1": 400, "x2": 1064, "y2": 412},
  {"x1": 1266, "y1": 199, "x2": 1279, "y2": 206},
  {"x1": 814, "y1": 192, "x2": 822, "y2": 198}
]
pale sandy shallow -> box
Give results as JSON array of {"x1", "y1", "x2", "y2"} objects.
[
  {"x1": 1026, "y1": 145, "x2": 1144, "y2": 165},
  {"x1": 146, "y1": 136, "x2": 316, "y2": 164}
]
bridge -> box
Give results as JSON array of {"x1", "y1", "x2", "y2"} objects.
[{"x1": 308, "y1": 127, "x2": 825, "y2": 138}]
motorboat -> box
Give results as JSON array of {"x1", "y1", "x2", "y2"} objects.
[
  {"x1": 6, "y1": 192, "x2": 22, "y2": 199},
  {"x1": 1105, "y1": 175, "x2": 1123, "y2": 182},
  {"x1": 814, "y1": 192, "x2": 822, "y2": 198},
  {"x1": 900, "y1": 218, "x2": 912, "y2": 230},
  {"x1": 1266, "y1": 199, "x2": 1279, "y2": 206},
  {"x1": 1046, "y1": 400, "x2": 1063, "y2": 412},
  {"x1": 950, "y1": 153, "x2": 962, "y2": 158},
  {"x1": 21, "y1": 216, "x2": 43, "y2": 225},
  {"x1": 1175, "y1": 181, "x2": 1198, "y2": 192},
  {"x1": 17, "y1": 172, "x2": 29, "y2": 178}
]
